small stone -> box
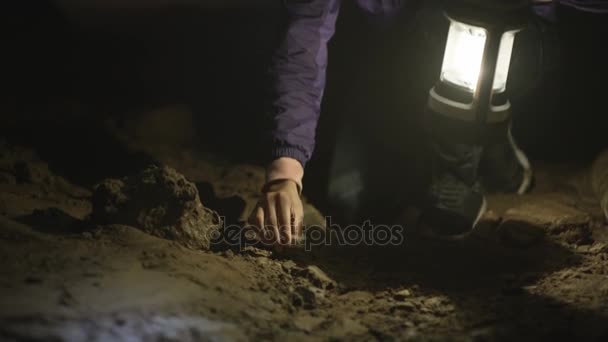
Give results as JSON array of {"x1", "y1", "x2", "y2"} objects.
[
  {"x1": 419, "y1": 306, "x2": 432, "y2": 314},
  {"x1": 300, "y1": 265, "x2": 336, "y2": 290},
  {"x1": 255, "y1": 257, "x2": 270, "y2": 265},
  {"x1": 281, "y1": 260, "x2": 298, "y2": 273},
  {"x1": 241, "y1": 246, "x2": 272, "y2": 258},
  {"x1": 423, "y1": 296, "x2": 445, "y2": 308},
  {"x1": 589, "y1": 243, "x2": 608, "y2": 254},
  {"x1": 394, "y1": 289, "x2": 412, "y2": 300},
  {"x1": 292, "y1": 286, "x2": 325, "y2": 309},
  {"x1": 579, "y1": 265, "x2": 594, "y2": 274},
  {"x1": 403, "y1": 321, "x2": 416, "y2": 328},
  {"x1": 558, "y1": 269, "x2": 579, "y2": 280}
]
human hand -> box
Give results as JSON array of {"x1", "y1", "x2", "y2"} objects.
[{"x1": 248, "y1": 179, "x2": 304, "y2": 246}]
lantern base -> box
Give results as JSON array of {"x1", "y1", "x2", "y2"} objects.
[
  {"x1": 428, "y1": 84, "x2": 511, "y2": 124},
  {"x1": 424, "y1": 105, "x2": 511, "y2": 146}
]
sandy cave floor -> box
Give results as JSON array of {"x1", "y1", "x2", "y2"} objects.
[{"x1": 1, "y1": 117, "x2": 608, "y2": 341}]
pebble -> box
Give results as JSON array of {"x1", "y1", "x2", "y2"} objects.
[
  {"x1": 292, "y1": 286, "x2": 326, "y2": 309},
  {"x1": 589, "y1": 243, "x2": 608, "y2": 254},
  {"x1": 394, "y1": 289, "x2": 412, "y2": 300},
  {"x1": 295, "y1": 265, "x2": 337, "y2": 290}
]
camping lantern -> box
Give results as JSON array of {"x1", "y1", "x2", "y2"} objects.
[{"x1": 428, "y1": 0, "x2": 528, "y2": 133}]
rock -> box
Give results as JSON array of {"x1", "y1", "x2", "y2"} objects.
[
  {"x1": 394, "y1": 289, "x2": 412, "y2": 300},
  {"x1": 558, "y1": 269, "x2": 582, "y2": 280},
  {"x1": 299, "y1": 265, "x2": 337, "y2": 290},
  {"x1": 241, "y1": 246, "x2": 272, "y2": 258},
  {"x1": 91, "y1": 165, "x2": 221, "y2": 250},
  {"x1": 292, "y1": 286, "x2": 326, "y2": 309},
  {"x1": 423, "y1": 300, "x2": 445, "y2": 315},
  {"x1": 222, "y1": 249, "x2": 235, "y2": 258},
  {"x1": 423, "y1": 296, "x2": 447, "y2": 308},
  {"x1": 280, "y1": 260, "x2": 299, "y2": 274},
  {"x1": 498, "y1": 200, "x2": 592, "y2": 247},
  {"x1": 588, "y1": 242, "x2": 608, "y2": 254}
]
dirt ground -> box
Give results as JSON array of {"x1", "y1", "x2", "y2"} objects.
[{"x1": 1, "y1": 108, "x2": 608, "y2": 341}]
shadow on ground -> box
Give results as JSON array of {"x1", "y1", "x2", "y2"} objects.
[{"x1": 279, "y1": 231, "x2": 608, "y2": 340}]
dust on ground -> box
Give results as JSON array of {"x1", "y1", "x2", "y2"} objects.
[{"x1": 1, "y1": 108, "x2": 608, "y2": 341}]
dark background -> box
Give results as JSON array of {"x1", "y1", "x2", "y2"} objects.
[{"x1": 3, "y1": 0, "x2": 607, "y2": 217}]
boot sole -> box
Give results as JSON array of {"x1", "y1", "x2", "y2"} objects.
[{"x1": 420, "y1": 196, "x2": 488, "y2": 241}]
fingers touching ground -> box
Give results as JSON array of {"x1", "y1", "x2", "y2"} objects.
[{"x1": 248, "y1": 180, "x2": 303, "y2": 247}]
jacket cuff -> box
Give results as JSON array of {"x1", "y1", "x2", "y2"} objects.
[
  {"x1": 266, "y1": 157, "x2": 304, "y2": 194},
  {"x1": 270, "y1": 146, "x2": 309, "y2": 168}
]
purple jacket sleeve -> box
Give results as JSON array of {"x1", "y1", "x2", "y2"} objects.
[{"x1": 269, "y1": 0, "x2": 341, "y2": 168}]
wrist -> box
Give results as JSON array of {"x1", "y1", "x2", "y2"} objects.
[{"x1": 266, "y1": 157, "x2": 304, "y2": 193}]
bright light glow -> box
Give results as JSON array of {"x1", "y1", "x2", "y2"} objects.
[
  {"x1": 493, "y1": 30, "x2": 517, "y2": 92},
  {"x1": 440, "y1": 20, "x2": 519, "y2": 95},
  {"x1": 440, "y1": 21, "x2": 487, "y2": 92}
]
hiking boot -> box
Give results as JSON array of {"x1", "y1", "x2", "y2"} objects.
[
  {"x1": 481, "y1": 127, "x2": 533, "y2": 195},
  {"x1": 422, "y1": 142, "x2": 486, "y2": 237},
  {"x1": 423, "y1": 174, "x2": 487, "y2": 237}
]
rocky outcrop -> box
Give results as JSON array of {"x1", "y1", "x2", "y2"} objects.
[
  {"x1": 92, "y1": 165, "x2": 221, "y2": 250},
  {"x1": 498, "y1": 200, "x2": 592, "y2": 247}
]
